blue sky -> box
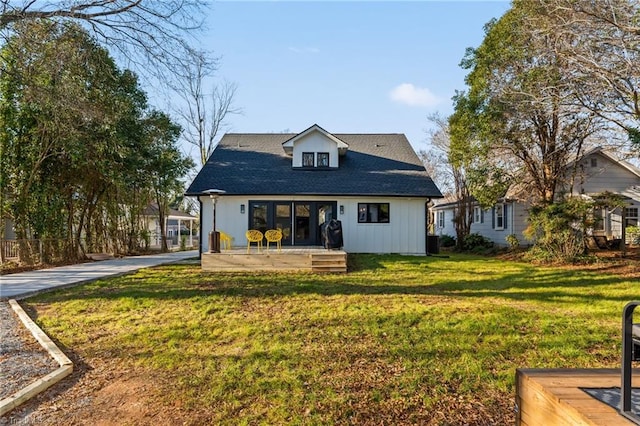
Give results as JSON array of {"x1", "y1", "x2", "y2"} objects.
[{"x1": 197, "y1": 1, "x2": 510, "y2": 152}]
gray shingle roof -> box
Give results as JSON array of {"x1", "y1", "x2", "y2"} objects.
[{"x1": 186, "y1": 132, "x2": 443, "y2": 198}]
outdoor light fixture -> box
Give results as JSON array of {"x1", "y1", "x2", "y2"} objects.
[
  {"x1": 240, "y1": 204, "x2": 245, "y2": 214},
  {"x1": 339, "y1": 205, "x2": 344, "y2": 215},
  {"x1": 203, "y1": 188, "x2": 226, "y2": 253}
]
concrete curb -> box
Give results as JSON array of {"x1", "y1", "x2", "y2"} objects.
[{"x1": 0, "y1": 300, "x2": 73, "y2": 417}]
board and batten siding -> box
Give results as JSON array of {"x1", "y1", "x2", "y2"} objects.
[{"x1": 199, "y1": 195, "x2": 428, "y2": 254}]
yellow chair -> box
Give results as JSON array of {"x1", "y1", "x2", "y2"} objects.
[
  {"x1": 246, "y1": 230, "x2": 263, "y2": 253},
  {"x1": 264, "y1": 229, "x2": 283, "y2": 252},
  {"x1": 219, "y1": 231, "x2": 233, "y2": 250}
]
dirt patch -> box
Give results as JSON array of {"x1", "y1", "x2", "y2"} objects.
[
  {"x1": 1, "y1": 358, "x2": 190, "y2": 426},
  {"x1": 496, "y1": 247, "x2": 640, "y2": 278}
]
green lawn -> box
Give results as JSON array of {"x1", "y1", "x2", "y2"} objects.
[{"x1": 24, "y1": 254, "x2": 635, "y2": 424}]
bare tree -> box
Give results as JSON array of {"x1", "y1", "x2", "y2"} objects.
[
  {"x1": 174, "y1": 49, "x2": 241, "y2": 166},
  {"x1": 0, "y1": 0, "x2": 207, "y2": 80},
  {"x1": 524, "y1": 0, "x2": 640, "y2": 143},
  {"x1": 421, "y1": 113, "x2": 473, "y2": 248}
]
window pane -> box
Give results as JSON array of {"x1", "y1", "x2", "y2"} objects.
[
  {"x1": 358, "y1": 204, "x2": 367, "y2": 222},
  {"x1": 302, "y1": 152, "x2": 314, "y2": 167},
  {"x1": 592, "y1": 208, "x2": 604, "y2": 231},
  {"x1": 251, "y1": 204, "x2": 268, "y2": 234},
  {"x1": 317, "y1": 152, "x2": 329, "y2": 167},
  {"x1": 379, "y1": 204, "x2": 389, "y2": 222}
]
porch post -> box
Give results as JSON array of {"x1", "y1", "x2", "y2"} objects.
[
  {"x1": 189, "y1": 220, "x2": 193, "y2": 248},
  {"x1": 178, "y1": 218, "x2": 182, "y2": 247}
]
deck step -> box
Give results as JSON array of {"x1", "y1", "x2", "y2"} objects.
[{"x1": 310, "y1": 252, "x2": 347, "y2": 273}]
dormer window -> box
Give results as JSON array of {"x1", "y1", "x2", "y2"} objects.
[
  {"x1": 317, "y1": 152, "x2": 329, "y2": 167},
  {"x1": 302, "y1": 152, "x2": 314, "y2": 167},
  {"x1": 283, "y1": 124, "x2": 349, "y2": 169}
]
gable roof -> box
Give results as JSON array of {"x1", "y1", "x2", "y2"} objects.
[
  {"x1": 281, "y1": 123, "x2": 349, "y2": 156},
  {"x1": 186, "y1": 132, "x2": 442, "y2": 198},
  {"x1": 578, "y1": 146, "x2": 640, "y2": 179},
  {"x1": 143, "y1": 203, "x2": 196, "y2": 219}
]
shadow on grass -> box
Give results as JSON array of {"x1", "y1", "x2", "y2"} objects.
[{"x1": 29, "y1": 254, "x2": 638, "y2": 306}]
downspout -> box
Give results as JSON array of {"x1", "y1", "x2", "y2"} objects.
[
  {"x1": 425, "y1": 198, "x2": 431, "y2": 256},
  {"x1": 511, "y1": 200, "x2": 515, "y2": 242},
  {"x1": 198, "y1": 197, "x2": 203, "y2": 258}
]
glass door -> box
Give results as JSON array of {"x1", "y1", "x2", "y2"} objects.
[
  {"x1": 249, "y1": 203, "x2": 268, "y2": 235},
  {"x1": 316, "y1": 203, "x2": 336, "y2": 245},
  {"x1": 294, "y1": 203, "x2": 312, "y2": 245},
  {"x1": 275, "y1": 203, "x2": 292, "y2": 245}
]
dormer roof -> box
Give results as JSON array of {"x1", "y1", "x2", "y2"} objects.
[{"x1": 281, "y1": 124, "x2": 349, "y2": 156}]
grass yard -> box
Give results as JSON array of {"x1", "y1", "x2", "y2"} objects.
[{"x1": 19, "y1": 254, "x2": 638, "y2": 425}]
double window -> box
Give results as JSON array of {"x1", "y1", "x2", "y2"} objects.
[
  {"x1": 358, "y1": 203, "x2": 389, "y2": 223},
  {"x1": 302, "y1": 152, "x2": 330, "y2": 168}
]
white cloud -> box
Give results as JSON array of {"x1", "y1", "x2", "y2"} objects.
[
  {"x1": 288, "y1": 46, "x2": 320, "y2": 54},
  {"x1": 389, "y1": 83, "x2": 440, "y2": 107}
]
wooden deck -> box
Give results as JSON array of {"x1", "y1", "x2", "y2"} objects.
[
  {"x1": 516, "y1": 368, "x2": 640, "y2": 425},
  {"x1": 201, "y1": 247, "x2": 347, "y2": 273}
]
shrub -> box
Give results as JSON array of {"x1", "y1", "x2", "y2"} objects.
[
  {"x1": 627, "y1": 226, "x2": 640, "y2": 245},
  {"x1": 524, "y1": 198, "x2": 591, "y2": 263},
  {"x1": 180, "y1": 235, "x2": 187, "y2": 251},
  {"x1": 140, "y1": 230, "x2": 151, "y2": 250},
  {"x1": 463, "y1": 233, "x2": 494, "y2": 252},
  {"x1": 440, "y1": 234, "x2": 456, "y2": 248},
  {"x1": 506, "y1": 234, "x2": 519, "y2": 250}
]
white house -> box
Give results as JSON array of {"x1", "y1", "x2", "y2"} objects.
[
  {"x1": 186, "y1": 124, "x2": 443, "y2": 255},
  {"x1": 432, "y1": 147, "x2": 640, "y2": 247},
  {"x1": 433, "y1": 198, "x2": 530, "y2": 247},
  {"x1": 141, "y1": 203, "x2": 198, "y2": 248}
]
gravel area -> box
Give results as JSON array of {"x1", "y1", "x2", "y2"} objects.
[{"x1": 0, "y1": 301, "x2": 58, "y2": 400}]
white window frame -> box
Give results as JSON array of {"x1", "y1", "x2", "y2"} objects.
[
  {"x1": 494, "y1": 204, "x2": 505, "y2": 230},
  {"x1": 625, "y1": 207, "x2": 639, "y2": 227},
  {"x1": 437, "y1": 211, "x2": 445, "y2": 229},
  {"x1": 474, "y1": 207, "x2": 482, "y2": 224}
]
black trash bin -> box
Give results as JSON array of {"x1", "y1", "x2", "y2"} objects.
[
  {"x1": 427, "y1": 235, "x2": 439, "y2": 255},
  {"x1": 322, "y1": 219, "x2": 343, "y2": 249}
]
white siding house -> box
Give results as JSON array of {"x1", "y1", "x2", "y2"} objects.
[
  {"x1": 433, "y1": 200, "x2": 530, "y2": 247},
  {"x1": 188, "y1": 124, "x2": 442, "y2": 255},
  {"x1": 432, "y1": 147, "x2": 640, "y2": 247}
]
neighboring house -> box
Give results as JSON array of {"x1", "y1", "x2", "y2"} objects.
[
  {"x1": 564, "y1": 147, "x2": 640, "y2": 239},
  {"x1": 432, "y1": 197, "x2": 530, "y2": 247},
  {"x1": 432, "y1": 147, "x2": 640, "y2": 247},
  {"x1": 142, "y1": 203, "x2": 198, "y2": 248},
  {"x1": 185, "y1": 124, "x2": 443, "y2": 254}
]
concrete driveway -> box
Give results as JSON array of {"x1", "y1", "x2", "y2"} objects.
[{"x1": 0, "y1": 250, "x2": 199, "y2": 300}]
